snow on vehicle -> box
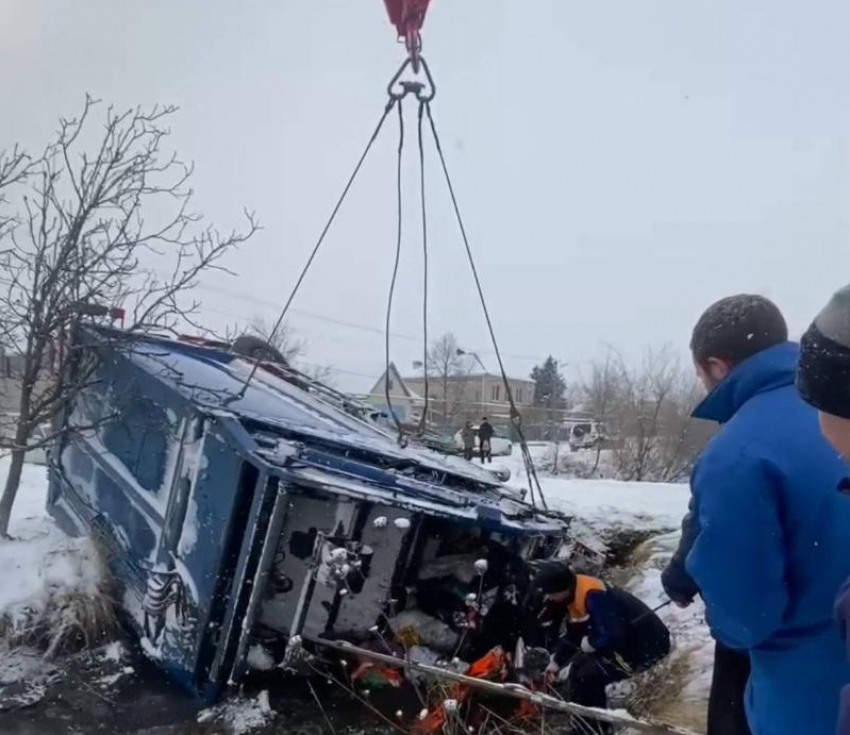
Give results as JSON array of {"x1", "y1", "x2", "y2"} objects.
[
  {"x1": 453, "y1": 425, "x2": 513, "y2": 457},
  {"x1": 47, "y1": 326, "x2": 570, "y2": 701}
]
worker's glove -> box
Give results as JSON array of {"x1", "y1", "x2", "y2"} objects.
[{"x1": 580, "y1": 637, "x2": 596, "y2": 654}]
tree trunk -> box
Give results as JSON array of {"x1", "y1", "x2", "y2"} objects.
[{"x1": 0, "y1": 448, "x2": 26, "y2": 538}]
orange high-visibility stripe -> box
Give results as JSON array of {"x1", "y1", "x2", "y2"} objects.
[{"x1": 568, "y1": 575, "x2": 605, "y2": 622}]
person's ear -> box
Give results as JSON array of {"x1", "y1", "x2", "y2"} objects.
[{"x1": 704, "y1": 357, "x2": 732, "y2": 384}]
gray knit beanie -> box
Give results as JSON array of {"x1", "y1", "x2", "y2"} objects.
[{"x1": 798, "y1": 285, "x2": 850, "y2": 419}]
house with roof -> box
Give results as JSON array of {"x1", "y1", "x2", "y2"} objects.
[
  {"x1": 366, "y1": 364, "x2": 534, "y2": 434},
  {"x1": 363, "y1": 362, "x2": 425, "y2": 426}
]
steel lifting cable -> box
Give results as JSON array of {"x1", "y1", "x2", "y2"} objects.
[
  {"x1": 383, "y1": 59, "x2": 435, "y2": 443},
  {"x1": 233, "y1": 97, "x2": 399, "y2": 402},
  {"x1": 422, "y1": 99, "x2": 549, "y2": 510},
  {"x1": 416, "y1": 100, "x2": 430, "y2": 436},
  {"x1": 384, "y1": 100, "x2": 407, "y2": 441},
  {"x1": 383, "y1": 97, "x2": 432, "y2": 442},
  {"x1": 234, "y1": 55, "x2": 547, "y2": 513}
]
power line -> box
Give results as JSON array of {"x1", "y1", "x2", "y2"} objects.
[
  {"x1": 193, "y1": 281, "x2": 421, "y2": 343},
  {"x1": 192, "y1": 279, "x2": 571, "y2": 367}
]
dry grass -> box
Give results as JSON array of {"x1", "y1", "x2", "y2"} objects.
[
  {"x1": 0, "y1": 549, "x2": 119, "y2": 658},
  {"x1": 627, "y1": 652, "x2": 706, "y2": 734}
]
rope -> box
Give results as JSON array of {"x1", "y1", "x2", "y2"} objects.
[
  {"x1": 423, "y1": 101, "x2": 548, "y2": 510},
  {"x1": 384, "y1": 100, "x2": 406, "y2": 441},
  {"x1": 416, "y1": 100, "x2": 430, "y2": 436},
  {"x1": 233, "y1": 97, "x2": 397, "y2": 401}
]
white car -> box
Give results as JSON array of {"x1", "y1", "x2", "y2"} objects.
[
  {"x1": 565, "y1": 421, "x2": 607, "y2": 451},
  {"x1": 453, "y1": 425, "x2": 513, "y2": 457}
]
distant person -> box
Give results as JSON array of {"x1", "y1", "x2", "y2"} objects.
[
  {"x1": 797, "y1": 284, "x2": 850, "y2": 735},
  {"x1": 526, "y1": 562, "x2": 670, "y2": 735},
  {"x1": 663, "y1": 294, "x2": 850, "y2": 735},
  {"x1": 460, "y1": 421, "x2": 475, "y2": 461},
  {"x1": 478, "y1": 417, "x2": 494, "y2": 463}
]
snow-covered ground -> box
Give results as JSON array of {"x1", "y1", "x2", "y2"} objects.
[
  {"x1": 498, "y1": 444, "x2": 690, "y2": 531},
  {"x1": 0, "y1": 457, "x2": 104, "y2": 642}
]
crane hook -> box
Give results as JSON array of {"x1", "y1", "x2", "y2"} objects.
[{"x1": 383, "y1": 0, "x2": 431, "y2": 73}]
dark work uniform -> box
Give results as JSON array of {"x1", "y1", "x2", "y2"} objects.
[
  {"x1": 545, "y1": 577, "x2": 671, "y2": 735},
  {"x1": 663, "y1": 497, "x2": 752, "y2": 735},
  {"x1": 478, "y1": 421, "x2": 494, "y2": 463}
]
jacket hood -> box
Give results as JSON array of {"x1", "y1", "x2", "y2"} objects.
[{"x1": 692, "y1": 341, "x2": 799, "y2": 423}]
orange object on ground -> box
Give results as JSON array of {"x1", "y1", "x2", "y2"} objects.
[
  {"x1": 413, "y1": 647, "x2": 510, "y2": 734},
  {"x1": 351, "y1": 661, "x2": 405, "y2": 689}
]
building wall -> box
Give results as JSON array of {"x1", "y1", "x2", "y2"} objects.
[
  {"x1": 403, "y1": 374, "x2": 534, "y2": 430},
  {"x1": 0, "y1": 354, "x2": 54, "y2": 439}
]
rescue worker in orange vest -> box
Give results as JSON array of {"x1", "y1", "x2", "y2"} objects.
[{"x1": 527, "y1": 562, "x2": 671, "y2": 734}]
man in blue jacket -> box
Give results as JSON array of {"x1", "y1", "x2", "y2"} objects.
[
  {"x1": 797, "y1": 284, "x2": 850, "y2": 735},
  {"x1": 667, "y1": 294, "x2": 850, "y2": 735}
]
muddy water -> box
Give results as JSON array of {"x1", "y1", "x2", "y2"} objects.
[{"x1": 0, "y1": 646, "x2": 389, "y2": 735}]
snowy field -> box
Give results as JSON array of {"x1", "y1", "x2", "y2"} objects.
[{"x1": 0, "y1": 449, "x2": 711, "y2": 733}]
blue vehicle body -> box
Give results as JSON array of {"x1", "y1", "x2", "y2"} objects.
[{"x1": 48, "y1": 327, "x2": 569, "y2": 700}]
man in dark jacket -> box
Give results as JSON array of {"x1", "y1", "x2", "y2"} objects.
[
  {"x1": 460, "y1": 421, "x2": 476, "y2": 461},
  {"x1": 477, "y1": 417, "x2": 494, "y2": 463},
  {"x1": 666, "y1": 294, "x2": 850, "y2": 735},
  {"x1": 797, "y1": 284, "x2": 850, "y2": 735},
  {"x1": 527, "y1": 562, "x2": 670, "y2": 734}
]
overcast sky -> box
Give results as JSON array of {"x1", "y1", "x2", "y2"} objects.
[{"x1": 2, "y1": 0, "x2": 848, "y2": 391}]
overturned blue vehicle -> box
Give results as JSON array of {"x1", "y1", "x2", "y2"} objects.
[{"x1": 47, "y1": 327, "x2": 570, "y2": 700}]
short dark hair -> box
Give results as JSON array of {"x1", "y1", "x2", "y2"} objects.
[
  {"x1": 529, "y1": 562, "x2": 576, "y2": 595},
  {"x1": 691, "y1": 295, "x2": 788, "y2": 366}
]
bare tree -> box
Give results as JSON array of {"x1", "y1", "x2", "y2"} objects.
[
  {"x1": 245, "y1": 315, "x2": 306, "y2": 363},
  {"x1": 0, "y1": 97, "x2": 258, "y2": 537},
  {"x1": 583, "y1": 346, "x2": 706, "y2": 482},
  {"x1": 299, "y1": 362, "x2": 336, "y2": 388},
  {"x1": 0, "y1": 146, "x2": 33, "y2": 250},
  {"x1": 225, "y1": 315, "x2": 306, "y2": 364},
  {"x1": 426, "y1": 332, "x2": 472, "y2": 433},
  {"x1": 583, "y1": 349, "x2": 622, "y2": 428}
]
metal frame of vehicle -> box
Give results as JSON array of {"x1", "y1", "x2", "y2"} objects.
[{"x1": 47, "y1": 327, "x2": 569, "y2": 701}]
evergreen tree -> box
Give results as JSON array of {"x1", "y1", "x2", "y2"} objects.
[{"x1": 531, "y1": 356, "x2": 567, "y2": 409}]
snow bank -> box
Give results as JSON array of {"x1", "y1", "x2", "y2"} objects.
[
  {"x1": 501, "y1": 449, "x2": 689, "y2": 532},
  {"x1": 626, "y1": 533, "x2": 712, "y2": 728},
  {"x1": 0, "y1": 457, "x2": 106, "y2": 647}
]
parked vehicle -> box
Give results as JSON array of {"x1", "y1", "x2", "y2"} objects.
[
  {"x1": 453, "y1": 425, "x2": 513, "y2": 457},
  {"x1": 26, "y1": 422, "x2": 53, "y2": 465},
  {"x1": 48, "y1": 327, "x2": 569, "y2": 701},
  {"x1": 562, "y1": 420, "x2": 607, "y2": 451},
  {"x1": 0, "y1": 415, "x2": 52, "y2": 465}
]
